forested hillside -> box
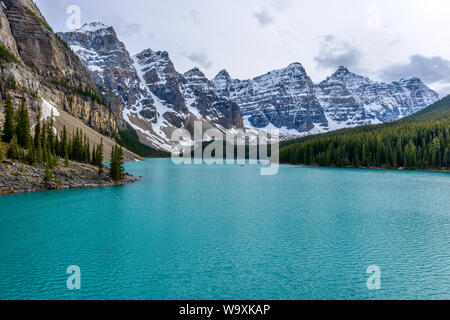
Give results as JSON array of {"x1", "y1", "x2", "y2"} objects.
[{"x1": 279, "y1": 96, "x2": 450, "y2": 170}]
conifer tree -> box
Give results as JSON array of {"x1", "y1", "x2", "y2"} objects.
[
  {"x1": 16, "y1": 97, "x2": 31, "y2": 148},
  {"x1": 109, "y1": 145, "x2": 124, "y2": 182},
  {"x1": 44, "y1": 162, "x2": 52, "y2": 182},
  {"x1": 118, "y1": 146, "x2": 125, "y2": 179},
  {"x1": 2, "y1": 96, "x2": 15, "y2": 143},
  {"x1": 0, "y1": 140, "x2": 4, "y2": 162},
  {"x1": 64, "y1": 145, "x2": 69, "y2": 167},
  {"x1": 97, "y1": 138, "x2": 104, "y2": 175},
  {"x1": 34, "y1": 108, "x2": 41, "y2": 149},
  {"x1": 7, "y1": 134, "x2": 20, "y2": 160}
]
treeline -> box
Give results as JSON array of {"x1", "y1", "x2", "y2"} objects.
[
  {"x1": 1, "y1": 95, "x2": 125, "y2": 182},
  {"x1": 280, "y1": 99, "x2": 450, "y2": 170}
]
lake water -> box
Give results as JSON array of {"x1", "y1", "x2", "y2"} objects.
[{"x1": 0, "y1": 159, "x2": 449, "y2": 300}]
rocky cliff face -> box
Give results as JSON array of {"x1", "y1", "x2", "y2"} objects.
[
  {"x1": 0, "y1": 0, "x2": 118, "y2": 136},
  {"x1": 60, "y1": 23, "x2": 244, "y2": 151}
]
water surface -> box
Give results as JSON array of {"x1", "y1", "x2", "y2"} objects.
[{"x1": 0, "y1": 159, "x2": 449, "y2": 299}]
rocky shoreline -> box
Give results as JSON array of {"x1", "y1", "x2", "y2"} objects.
[{"x1": 0, "y1": 160, "x2": 139, "y2": 195}]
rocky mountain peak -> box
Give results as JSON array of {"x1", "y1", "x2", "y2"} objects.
[
  {"x1": 78, "y1": 22, "x2": 112, "y2": 34},
  {"x1": 330, "y1": 66, "x2": 363, "y2": 81},
  {"x1": 215, "y1": 69, "x2": 231, "y2": 80},
  {"x1": 286, "y1": 62, "x2": 305, "y2": 72},
  {"x1": 184, "y1": 67, "x2": 205, "y2": 78},
  {"x1": 135, "y1": 49, "x2": 179, "y2": 83}
]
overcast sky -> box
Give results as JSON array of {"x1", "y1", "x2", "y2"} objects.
[{"x1": 35, "y1": 0, "x2": 450, "y2": 97}]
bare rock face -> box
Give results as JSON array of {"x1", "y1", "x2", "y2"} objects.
[
  {"x1": 0, "y1": 1, "x2": 20, "y2": 58},
  {"x1": 4, "y1": 0, "x2": 95, "y2": 89},
  {"x1": 0, "y1": 2, "x2": 118, "y2": 136}
]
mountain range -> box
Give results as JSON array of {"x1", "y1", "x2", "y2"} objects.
[
  {"x1": 0, "y1": 0, "x2": 439, "y2": 156},
  {"x1": 59, "y1": 22, "x2": 439, "y2": 152}
]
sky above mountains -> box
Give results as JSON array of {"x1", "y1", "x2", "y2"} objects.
[{"x1": 35, "y1": 0, "x2": 450, "y2": 97}]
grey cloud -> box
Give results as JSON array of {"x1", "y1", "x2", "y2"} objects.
[
  {"x1": 120, "y1": 23, "x2": 142, "y2": 37},
  {"x1": 183, "y1": 51, "x2": 213, "y2": 69},
  {"x1": 183, "y1": 10, "x2": 201, "y2": 24},
  {"x1": 271, "y1": 0, "x2": 292, "y2": 12},
  {"x1": 253, "y1": 7, "x2": 275, "y2": 27},
  {"x1": 314, "y1": 35, "x2": 362, "y2": 71},
  {"x1": 435, "y1": 85, "x2": 450, "y2": 98},
  {"x1": 379, "y1": 55, "x2": 450, "y2": 84}
]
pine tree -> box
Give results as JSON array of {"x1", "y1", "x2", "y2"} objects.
[
  {"x1": 60, "y1": 125, "x2": 68, "y2": 158},
  {"x1": 109, "y1": 145, "x2": 124, "y2": 182},
  {"x1": 118, "y1": 146, "x2": 125, "y2": 179},
  {"x1": 25, "y1": 140, "x2": 36, "y2": 165},
  {"x1": 2, "y1": 96, "x2": 15, "y2": 143},
  {"x1": 97, "y1": 138, "x2": 104, "y2": 175},
  {"x1": 34, "y1": 108, "x2": 41, "y2": 149},
  {"x1": 16, "y1": 97, "x2": 31, "y2": 148},
  {"x1": 7, "y1": 134, "x2": 20, "y2": 160},
  {"x1": 0, "y1": 140, "x2": 3, "y2": 162},
  {"x1": 64, "y1": 145, "x2": 69, "y2": 167},
  {"x1": 44, "y1": 162, "x2": 52, "y2": 182}
]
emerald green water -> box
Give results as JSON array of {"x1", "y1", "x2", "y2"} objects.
[{"x1": 0, "y1": 159, "x2": 449, "y2": 300}]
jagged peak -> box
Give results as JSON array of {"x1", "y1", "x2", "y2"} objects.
[
  {"x1": 77, "y1": 22, "x2": 112, "y2": 33},
  {"x1": 136, "y1": 48, "x2": 170, "y2": 60},
  {"x1": 215, "y1": 69, "x2": 231, "y2": 79},
  {"x1": 278, "y1": 62, "x2": 307, "y2": 75},
  {"x1": 287, "y1": 62, "x2": 304, "y2": 69},
  {"x1": 325, "y1": 66, "x2": 373, "y2": 86},
  {"x1": 398, "y1": 76, "x2": 422, "y2": 83},
  {"x1": 332, "y1": 66, "x2": 352, "y2": 77},
  {"x1": 184, "y1": 67, "x2": 205, "y2": 78}
]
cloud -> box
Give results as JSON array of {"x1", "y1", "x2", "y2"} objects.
[
  {"x1": 183, "y1": 51, "x2": 213, "y2": 69},
  {"x1": 366, "y1": 6, "x2": 384, "y2": 30},
  {"x1": 183, "y1": 10, "x2": 201, "y2": 24},
  {"x1": 119, "y1": 23, "x2": 142, "y2": 37},
  {"x1": 432, "y1": 83, "x2": 450, "y2": 98},
  {"x1": 379, "y1": 55, "x2": 450, "y2": 84},
  {"x1": 314, "y1": 35, "x2": 362, "y2": 71},
  {"x1": 253, "y1": 7, "x2": 275, "y2": 27},
  {"x1": 271, "y1": 0, "x2": 292, "y2": 12}
]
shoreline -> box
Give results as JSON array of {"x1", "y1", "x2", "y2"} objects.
[
  {"x1": 280, "y1": 162, "x2": 450, "y2": 173},
  {"x1": 0, "y1": 160, "x2": 140, "y2": 196}
]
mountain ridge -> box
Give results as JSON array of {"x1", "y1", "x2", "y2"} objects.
[{"x1": 59, "y1": 21, "x2": 439, "y2": 152}]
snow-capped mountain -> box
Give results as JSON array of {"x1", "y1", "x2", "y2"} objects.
[
  {"x1": 59, "y1": 23, "x2": 243, "y2": 151},
  {"x1": 315, "y1": 66, "x2": 439, "y2": 130},
  {"x1": 213, "y1": 65, "x2": 439, "y2": 134},
  {"x1": 59, "y1": 22, "x2": 439, "y2": 151},
  {"x1": 212, "y1": 63, "x2": 327, "y2": 134}
]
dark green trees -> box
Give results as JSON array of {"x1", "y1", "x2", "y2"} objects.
[
  {"x1": 7, "y1": 134, "x2": 19, "y2": 160},
  {"x1": 16, "y1": 97, "x2": 31, "y2": 148},
  {"x1": 280, "y1": 113, "x2": 450, "y2": 170},
  {"x1": 93, "y1": 138, "x2": 104, "y2": 175},
  {"x1": 2, "y1": 96, "x2": 15, "y2": 143},
  {"x1": 110, "y1": 145, "x2": 124, "y2": 182},
  {"x1": 0, "y1": 140, "x2": 3, "y2": 162},
  {"x1": 1, "y1": 95, "x2": 129, "y2": 180}
]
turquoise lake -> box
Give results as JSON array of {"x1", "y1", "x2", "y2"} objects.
[{"x1": 0, "y1": 159, "x2": 449, "y2": 300}]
